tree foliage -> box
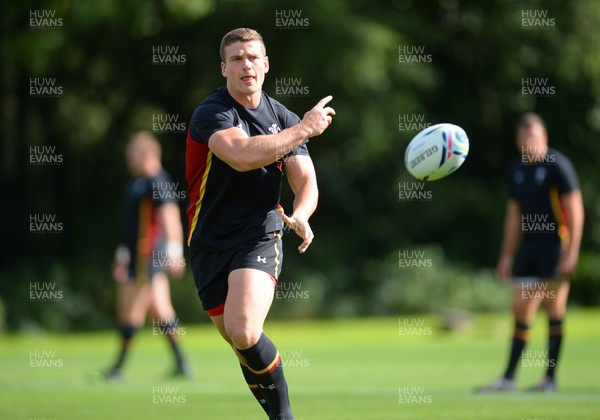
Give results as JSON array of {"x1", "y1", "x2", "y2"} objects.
[{"x1": 1, "y1": 0, "x2": 599, "y2": 330}]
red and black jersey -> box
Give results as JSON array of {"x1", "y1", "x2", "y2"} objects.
[
  {"x1": 186, "y1": 86, "x2": 308, "y2": 251},
  {"x1": 508, "y1": 147, "x2": 579, "y2": 245},
  {"x1": 123, "y1": 169, "x2": 176, "y2": 279}
]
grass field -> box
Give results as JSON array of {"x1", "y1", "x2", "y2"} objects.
[{"x1": 1, "y1": 309, "x2": 599, "y2": 420}]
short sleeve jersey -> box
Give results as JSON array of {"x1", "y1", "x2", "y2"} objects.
[
  {"x1": 507, "y1": 147, "x2": 579, "y2": 244},
  {"x1": 124, "y1": 169, "x2": 176, "y2": 278},
  {"x1": 185, "y1": 86, "x2": 308, "y2": 251}
]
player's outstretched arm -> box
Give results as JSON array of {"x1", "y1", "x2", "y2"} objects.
[
  {"x1": 496, "y1": 199, "x2": 522, "y2": 281},
  {"x1": 208, "y1": 96, "x2": 335, "y2": 172},
  {"x1": 283, "y1": 155, "x2": 318, "y2": 253}
]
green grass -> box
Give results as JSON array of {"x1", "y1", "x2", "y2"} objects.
[{"x1": 1, "y1": 310, "x2": 599, "y2": 419}]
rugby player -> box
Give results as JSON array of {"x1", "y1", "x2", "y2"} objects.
[
  {"x1": 476, "y1": 113, "x2": 584, "y2": 392},
  {"x1": 105, "y1": 131, "x2": 191, "y2": 380},
  {"x1": 185, "y1": 28, "x2": 334, "y2": 419}
]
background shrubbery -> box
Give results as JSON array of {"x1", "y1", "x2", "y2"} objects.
[{"x1": 2, "y1": 0, "x2": 599, "y2": 331}]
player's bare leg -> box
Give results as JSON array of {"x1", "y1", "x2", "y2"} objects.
[
  {"x1": 105, "y1": 282, "x2": 151, "y2": 379},
  {"x1": 224, "y1": 269, "x2": 274, "y2": 349},
  {"x1": 211, "y1": 268, "x2": 293, "y2": 419},
  {"x1": 513, "y1": 281, "x2": 543, "y2": 324},
  {"x1": 148, "y1": 273, "x2": 191, "y2": 377},
  {"x1": 118, "y1": 282, "x2": 151, "y2": 325},
  {"x1": 529, "y1": 280, "x2": 570, "y2": 391}
]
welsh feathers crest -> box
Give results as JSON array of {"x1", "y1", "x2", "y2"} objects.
[{"x1": 268, "y1": 123, "x2": 281, "y2": 134}]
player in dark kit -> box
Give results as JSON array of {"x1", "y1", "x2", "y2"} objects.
[
  {"x1": 186, "y1": 28, "x2": 334, "y2": 419},
  {"x1": 104, "y1": 131, "x2": 191, "y2": 380},
  {"x1": 476, "y1": 113, "x2": 584, "y2": 392}
]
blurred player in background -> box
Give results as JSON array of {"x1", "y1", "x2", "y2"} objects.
[
  {"x1": 186, "y1": 28, "x2": 334, "y2": 419},
  {"x1": 104, "y1": 131, "x2": 191, "y2": 380},
  {"x1": 477, "y1": 113, "x2": 584, "y2": 392}
]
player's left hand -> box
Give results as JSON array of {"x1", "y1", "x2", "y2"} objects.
[
  {"x1": 282, "y1": 213, "x2": 314, "y2": 253},
  {"x1": 557, "y1": 252, "x2": 578, "y2": 278}
]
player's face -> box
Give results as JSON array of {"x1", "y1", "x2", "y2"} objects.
[
  {"x1": 126, "y1": 142, "x2": 146, "y2": 176},
  {"x1": 221, "y1": 41, "x2": 269, "y2": 98},
  {"x1": 516, "y1": 123, "x2": 548, "y2": 157}
]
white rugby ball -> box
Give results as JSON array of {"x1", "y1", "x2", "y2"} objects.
[{"x1": 404, "y1": 123, "x2": 469, "y2": 181}]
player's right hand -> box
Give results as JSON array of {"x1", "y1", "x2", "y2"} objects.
[
  {"x1": 112, "y1": 263, "x2": 129, "y2": 283},
  {"x1": 167, "y1": 257, "x2": 186, "y2": 279},
  {"x1": 301, "y1": 95, "x2": 335, "y2": 138},
  {"x1": 495, "y1": 256, "x2": 512, "y2": 282}
]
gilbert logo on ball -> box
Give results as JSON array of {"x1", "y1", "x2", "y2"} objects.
[{"x1": 404, "y1": 123, "x2": 469, "y2": 181}]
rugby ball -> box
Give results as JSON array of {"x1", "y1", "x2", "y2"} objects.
[{"x1": 404, "y1": 123, "x2": 469, "y2": 181}]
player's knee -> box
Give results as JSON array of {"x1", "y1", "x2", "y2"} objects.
[
  {"x1": 545, "y1": 305, "x2": 565, "y2": 320},
  {"x1": 225, "y1": 323, "x2": 261, "y2": 349},
  {"x1": 152, "y1": 305, "x2": 175, "y2": 321},
  {"x1": 118, "y1": 311, "x2": 140, "y2": 325}
]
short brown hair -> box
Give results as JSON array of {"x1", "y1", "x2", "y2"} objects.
[
  {"x1": 128, "y1": 130, "x2": 161, "y2": 159},
  {"x1": 220, "y1": 28, "x2": 265, "y2": 62},
  {"x1": 516, "y1": 112, "x2": 546, "y2": 132}
]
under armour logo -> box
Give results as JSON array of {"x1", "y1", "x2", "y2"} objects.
[
  {"x1": 257, "y1": 256, "x2": 267, "y2": 264},
  {"x1": 259, "y1": 383, "x2": 276, "y2": 390}
]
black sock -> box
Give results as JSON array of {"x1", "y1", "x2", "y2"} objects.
[
  {"x1": 237, "y1": 333, "x2": 294, "y2": 420},
  {"x1": 546, "y1": 318, "x2": 563, "y2": 380},
  {"x1": 240, "y1": 363, "x2": 270, "y2": 415},
  {"x1": 161, "y1": 318, "x2": 186, "y2": 369},
  {"x1": 503, "y1": 321, "x2": 530, "y2": 380},
  {"x1": 112, "y1": 324, "x2": 138, "y2": 370}
]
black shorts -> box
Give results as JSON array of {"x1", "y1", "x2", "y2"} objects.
[
  {"x1": 190, "y1": 232, "x2": 283, "y2": 315},
  {"x1": 127, "y1": 240, "x2": 167, "y2": 284},
  {"x1": 513, "y1": 241, "x2": 563, "y2": 281}
]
